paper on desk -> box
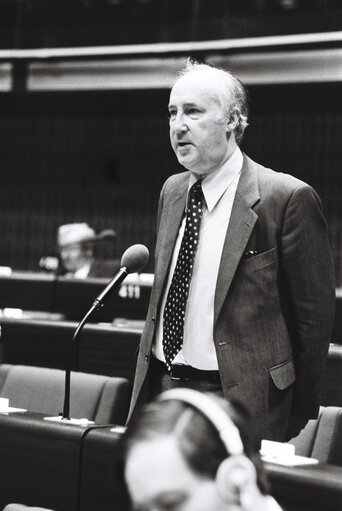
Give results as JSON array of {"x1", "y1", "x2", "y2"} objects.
[
  {"x1": 110, "y1": 425, "x2": 126, "y2": 434},
  {"x1": 261, "y1": 454, "x2": 319, "y2": 466},
  {"x1": 44, "y1": 416, "x2": 94, "y2": 426},
  {"x1": 260, "y1": 439, "x2": 318, "y2": 466},
  {"x1": 0, "y1": 398, "x2": 27, "y2": 414}
]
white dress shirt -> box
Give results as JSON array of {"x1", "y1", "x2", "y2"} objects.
[
  {"x1": 73, "y1": 261, "x2": 92, "y2": 279},
  {"x1": 154, "y1": 146, "x2": 243, "y2": 369}
]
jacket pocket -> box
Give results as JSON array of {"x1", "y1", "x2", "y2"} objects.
[
  {"x1": 240, "y1": 246, "x2": 277, "y2": 273},
  {"x1": 269, "y1": 356, "x2": 296, "y2": 390}
]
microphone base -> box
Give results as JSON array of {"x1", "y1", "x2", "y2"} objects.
[{"x1": 44, "y1": 416, "x2": 95, "y2": 427}]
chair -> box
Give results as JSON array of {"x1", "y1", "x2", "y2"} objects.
[
  {"x1": 289, "y1": 406, "x2": 342, "y2": 465},
  {"x1": 0, "y1": 364, "x2": 130, "y2": 425}
]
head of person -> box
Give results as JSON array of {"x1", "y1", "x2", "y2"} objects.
[
  {"x1": 123, "y1": 389, "x2": 270, "y2": 511},
  {"x1": 168, "y1": 59, "x2": 249, "y2": 176},
  {"x1": 57, "y1": 222, "x2": 96, "y2": 274}
]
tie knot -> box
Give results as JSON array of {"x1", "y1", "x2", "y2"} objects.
[{"x1": 188, "y1": 179, "x2": 203, "y2": 204}]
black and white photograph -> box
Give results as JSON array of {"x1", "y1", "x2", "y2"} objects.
[{"x1": 0, "y1": 2, "x2": 341, "y2": 510}]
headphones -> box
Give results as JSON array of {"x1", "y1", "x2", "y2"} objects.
[
  {"x1": 159, "y1": 388, "x2": 244, "y2": 456},
  {"x1": 159, "y1": 388, "x2": 257, "y2": 509}
]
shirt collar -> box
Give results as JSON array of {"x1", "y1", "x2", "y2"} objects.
[
  {"x1": 74, "y1": 261, "x2": 92, "y2": 279},
  {"x1": 188, "y1": 146, "x2": 243, "y2": 212}
]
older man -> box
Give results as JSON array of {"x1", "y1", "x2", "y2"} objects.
[
  {"x1": 128, "y1": 60, "x2": 335, "y2": 441},
  {"x1": 57, "y1": 222, "x2": 119, "y2": 279}
]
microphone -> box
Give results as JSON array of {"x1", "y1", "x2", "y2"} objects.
[
  {"x1": 60, "y1": 244, "x2": 149, "y2": 421},
  {"x1": 92, "y1": 244, "x2": 149, "y2": 310}
]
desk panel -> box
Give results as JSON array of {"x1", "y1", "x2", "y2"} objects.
[
  {"x1": 0, "y1": 272, "x2": 55, "y2": 312},
  {"x1": 0, "y1": 412, "x2": 85, "y2": 511},
  {"x1": 52, "y1": 276, "x2": 151, "y2": 322},
  {"x1": 79, "y1": 427, "x2": 130, "y2": 511},
  {"x1": 0, "y1": 272, "x2": 152, "y2": 322},
  {"x1": 80, "y1": 428, "x2": 342, "y2": 511},
  {"x1": 0, "y1": 413, "x2": 342, "y2": 511},
  {"x1": 265, "y1": 462, "x2": 342, "y2": 511},
  {"x1": 0, "y1": 318, "x2": 142, "y2": 381}
]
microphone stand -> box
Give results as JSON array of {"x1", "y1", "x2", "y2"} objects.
[
  {"x1": 61, "y1": 267, "x2": 128, "y2": 420},
  {"x1": 62, "y1": 304, "x2": 96, "y2": 420}
]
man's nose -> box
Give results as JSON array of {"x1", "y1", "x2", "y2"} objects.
[{"x1": 172, "y1": 113, "x2": 188, "y2": 135}]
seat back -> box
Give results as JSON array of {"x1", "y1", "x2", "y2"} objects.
[
  {"x1": 0, "y1": 364, "x2": 130, "y2": 425},
  {"x1": 312, "y1": 407, "x2": 342, "y2": 465},
  {"x1": 321, "y1": 345, "x2": 342, "y2": 407},
  {"x1": 290, "y1": 406, "x2": 342, "y2": 465}
]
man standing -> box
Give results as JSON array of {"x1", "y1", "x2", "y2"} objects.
[{"x1": 128, "y1": 60, "x2": 335, "y2": 441}]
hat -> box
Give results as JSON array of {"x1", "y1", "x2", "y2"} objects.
[{"x1": 57, "y1": 223, "x2": 96, "y2": 248}]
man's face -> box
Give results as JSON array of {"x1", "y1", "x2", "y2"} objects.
[
  {"x1": 59, "y1": 243, "x2": 93, "y2": 273},
  {"x1": 125, "y1": 436, "x2": 230, "y2": 511},
  {"x1": 168, "y1": 72, "x2": 233, "y2": 175}
]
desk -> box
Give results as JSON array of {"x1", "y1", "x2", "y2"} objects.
[
  {"x1": 0, "y1": 412, "x2": 86, "y2": 511},
  {"x1": 79, "y1": 428, "x2": 342, "y2": 511},
  {"x1": 79, "y1": 427, "x2": 130, "y2": 511},
  {"x1": 0, "y1": 271, "x2": 152, "y2": 322},
  {"x1": 265, "y1": 462, "x2": 342, "y2": 511},
  {"x1": 0, "y1": 272, "x2": 55, "y2": 312},
  {"x1": 0, "y1": 413, "x2": 128, "y2": 511},
  {"x1": 0, "y1": 274, "x2": 341, "y2": 338},
  {"x1": 0, "y1": 412, "x2": 342, "y2": 511},
  {"x1": 0, "y1": 318, "x2": 142, "y2": 381}
]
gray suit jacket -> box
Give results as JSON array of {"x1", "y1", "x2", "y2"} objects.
[{"x1": 128, "y1": 154, "x2": 335, "y2": 440}]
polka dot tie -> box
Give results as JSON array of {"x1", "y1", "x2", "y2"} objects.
[{"x1": 162, "y1": 179, "x2": 204, "y2": 371}]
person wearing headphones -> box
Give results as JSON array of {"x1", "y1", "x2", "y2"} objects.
[{"x1": 123, "y1": 388, "x2": 282, "y2": 511}]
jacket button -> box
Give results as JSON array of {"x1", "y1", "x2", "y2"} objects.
[
  {"x1": 145, "y1": 353, "x2": 149, "y2": 363},
  {"x1": 152, "y1": 316, "x2": 156, "y2": 322}
]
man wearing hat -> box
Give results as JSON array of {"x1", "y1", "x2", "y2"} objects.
[{"x1": 57, "y1": 222, "x2": 119, "y2": 279}]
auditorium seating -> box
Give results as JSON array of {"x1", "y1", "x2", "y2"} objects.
[
  {"x1": 289, "y1": 406, "x2": 342, "y2": 466},
  {"x1": 0, "y1": 364, "x2": 130, "y2": 425}
]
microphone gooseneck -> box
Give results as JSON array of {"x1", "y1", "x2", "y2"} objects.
[{"x1": 61, "y1": 244, "x2": 149, "y2": 420}]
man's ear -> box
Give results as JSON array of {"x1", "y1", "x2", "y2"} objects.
[
  {"x1": 226, "y1": 108, "x2": 240, "y2": 134},
  {"x1": 215, "y1": 455, "x2": 258, "y2": 509}
]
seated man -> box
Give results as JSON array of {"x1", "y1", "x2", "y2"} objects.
[
  {"x1": 123, "y1": 388, "x2": 283, "y2": 511},
  {"x1": 57, "y1": 222, "x2": 119, "y2": 279}
]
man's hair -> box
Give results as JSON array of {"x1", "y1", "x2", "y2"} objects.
[
  {"x1": 123, "y1": 394, "x2": 268, "y2": 494},
  {"x1": 175, "y1": 58, "x2": 249, "y2": 145}
]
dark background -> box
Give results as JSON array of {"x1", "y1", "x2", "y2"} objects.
[{"x1": 0, "y1": 0, "x2": 341, "y2": 281}]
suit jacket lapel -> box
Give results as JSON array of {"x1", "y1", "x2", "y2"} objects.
[
  {"x1": 214, "y1": 155, "x2": 260, "y2": 324},
  {"x1": 154, "y1": 176, "x2": 189, "y2": 308}
]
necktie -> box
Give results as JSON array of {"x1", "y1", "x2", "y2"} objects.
[{"x1": 163, "y1": 179, "x2": 204, "y2": 371}]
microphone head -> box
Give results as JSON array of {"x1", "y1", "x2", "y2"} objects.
[{"x1": 121, "y1": 244, "x2": 149, "y2": 273}]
